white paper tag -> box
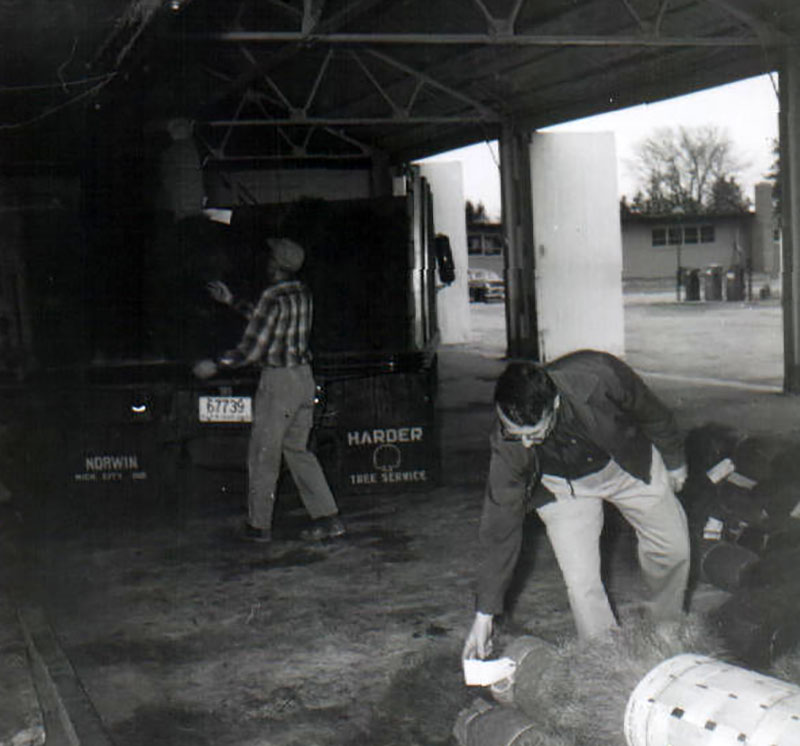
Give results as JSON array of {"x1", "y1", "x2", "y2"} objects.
[
  {"x1": 203, "y1": 207, "x2": 233, "y2": 225},
  {"x1": 462, "y1": 657, "x2": 517, "y2": 687},
  {"x1": 791, "y1": 501, "x2": 800, "y2": 520},
  {"x1": 707, "y1": 458, "x2": 735, "y2": 484},
  {"x1": 703, "y1": 516, "x2": 724, "y2": 540},
  {"x1": 727, "y1": 471, "x2": 757, "y2": 490}
]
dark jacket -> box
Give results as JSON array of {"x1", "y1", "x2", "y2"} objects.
[{"x1": 475, "y1": 349, "x2": 685, "y2": 615}]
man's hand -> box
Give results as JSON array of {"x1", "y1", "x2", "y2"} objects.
[
  {"x1": 667, "y1": 464, "x2": 688, "y2": 493},
  {"x1": 207, "y1": 280, "x2": 234, "y2": 306},
  {"x1": 193, "y1": 359, "x2": 218, "y2": 380},
  {"x1": 463, "y1": 612, "x2": 494, "y2": 660}
]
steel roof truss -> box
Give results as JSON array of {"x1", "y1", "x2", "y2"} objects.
[
  {"x1": 350, "y1": 50, "x2": 405, "y2": 118},
  {"x1": 264, "y1": 0, "x2": 301, "y2": 21},
  {"x1": 210, "y1": 45, "x2": 501, "y2": 128},
  {"x1": 617, "y1": 0, "x2": 650, "y2": 32},
  {"x1": 704, "y1": 0, "x2": 783, "y2": 41},
  {"x1": 188, "y1": 30, "x2": 770, "y2": 48},
  {"x1": 322, "y1": 125, "x2": 373, "y2": 156},
  {"x1": 276, "y1": 124, "x2": 312, "y2": 157},
  {"x1": 470, "y1": 0, "x2": 528, "y2": 36},
  {"x1": 202, "y1": 120, "x2": 371, "y2": 161},
  {"x1": 239, "y1": 45, "x2": 294, "y2": 110},
  {"x1": 301, "y1": 47, "x2": 334, "y2": 117},
  {"x1": 302, "y1": 0, "x2": 325, "y2": 35},
  {"x1": 363, "y1": 48, "x2": 499, "y2": 121},
  {"x1": 219, "y1": 90, "x2": 249, "y2": 153},
  {"x1": 655, "y1": 0, "x2": 670, "y2": 35}
]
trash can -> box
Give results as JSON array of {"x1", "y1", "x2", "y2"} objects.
[
  {"x1": 726, "y1": 265, "x2": 745, "y2": 301},
  {"x1": 683, "y1": 268, "x2": 700, "y2": 301},
  {"x1": 703, "y1": 265, "x2": 723, "y2": 301}
]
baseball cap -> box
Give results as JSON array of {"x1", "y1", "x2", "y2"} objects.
[{"x1": 266, "y1": 237, "x2": 305, "y2": 272}]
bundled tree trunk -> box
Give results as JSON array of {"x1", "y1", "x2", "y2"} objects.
[
  {"x1": 484, "y1": 618, "x2": 726, "y2": 746},
  {"x1": 453, "y1": 697, "x2": 570, "y2": 746}
]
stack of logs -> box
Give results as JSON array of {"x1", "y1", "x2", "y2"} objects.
[{"x1": 681, "y1": 423, "x2": 800, "y2": 667}]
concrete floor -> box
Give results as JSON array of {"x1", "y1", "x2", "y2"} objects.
[{"x1": 3, "y1": 287, "x2": 800, "y2": 746}]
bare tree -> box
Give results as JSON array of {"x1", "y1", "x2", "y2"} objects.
[{"x1": 631, "y1": 125, "x2": 748, "y2": 213}]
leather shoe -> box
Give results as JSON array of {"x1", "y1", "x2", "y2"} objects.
[{"x1": 300, "y1": 516, "x2": 346, "y2": 541}]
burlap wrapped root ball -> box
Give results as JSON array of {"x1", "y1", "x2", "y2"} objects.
[
  {"x1": 453, "y1": 697, "x2": 574, "y2": 746},
  {"x1": 490, "y1": 614, "x2": 727, "y2": 746}
]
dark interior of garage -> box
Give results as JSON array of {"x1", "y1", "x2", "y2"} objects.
[{"x1": 3, "y1": 2, "x2": 800, "y2": 745}]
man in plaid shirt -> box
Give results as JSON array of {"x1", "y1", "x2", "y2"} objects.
[{"x1": 194, "y1": 237, "x2": 344, "y2": 544}]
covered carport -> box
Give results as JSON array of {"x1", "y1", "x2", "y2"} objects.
[
  {"x1": 4, "y1": 0, "x2": 800, "y2": 386},
  {"x1": 3, "y1": 3, "x2": 800, "y2": 745}
]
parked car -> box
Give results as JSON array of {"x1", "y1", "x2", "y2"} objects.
[{"x1": 468, "y1": 268, "x2": 505, "y2": 302}]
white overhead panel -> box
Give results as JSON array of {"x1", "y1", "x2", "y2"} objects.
[{"x1": 530, "y1": 132, "x2": 625, "y2": 362}]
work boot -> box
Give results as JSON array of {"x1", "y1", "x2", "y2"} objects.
[
  {"x1": 300, "y1": 515, "x2": 346, "y2": 542},
  {"x1": 240, "y1": 521, "x2": 272, "y2": 543}
]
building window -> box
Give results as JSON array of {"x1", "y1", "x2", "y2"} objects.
[
  {"x1": 668, "y1": 227, "x2": 682, "y2": 245},
  {"x1": 484, "y1": 238, "x2": 502, "y2": 256},
  {"x1": 468, "y1": 237, "x2": 483, "y2": 255},
  {"x1": 683, "y1": 226, "x2": 698, "y2": 244},
  {"x1": 700, "y1": 225, "x2": 715, "y2": 243},
  {"x1": 652, "y1": 228, "x2": 666, "y2": 247}
]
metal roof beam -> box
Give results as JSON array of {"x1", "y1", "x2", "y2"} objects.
[
  {"x1": 349, "y1": 51, "x2": 405, "y2": 117},
  {"x1": 203, "y1": 153, "x2": 371, "y2": 162},
  {"x1": 617, "y1": 0, "x2": 650, "y2": 33},
  {"x1": 205, "y1": 115, "x2": 500, "y2": 126},
  {"x1": 302, "y1": 0, "x2": 326, "y2": 35},
  {"x1": 469, "y1": 0, "x2": 526, "y2": 35},
  {"x1": 302, "y1": 47, "x2": 334, "y2": 113},
  {"x1": 704, "y1": 0, "x2": 784, "y2": 41},
  {"x1": 363, "y1": 48, "x2": 498, "y2": 119},
  {"x1": 181, "y1": 31, "x2": 775, "y2": 48}
]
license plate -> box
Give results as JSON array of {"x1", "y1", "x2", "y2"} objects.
[{"x1": 198, "y1": 396, "x2": 252, "y2": 423}]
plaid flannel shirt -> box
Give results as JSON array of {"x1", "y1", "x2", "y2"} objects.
[{"x1": 220, "y1": 280, "x2": 312, "y2": 368}]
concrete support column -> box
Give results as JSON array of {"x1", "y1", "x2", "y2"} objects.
[
  {"x1": 499, "y1": 123, "x2": 539, "y2": 360},
  {"x1": 780, "y1": 46, "x2": 800, "y2": 392}
]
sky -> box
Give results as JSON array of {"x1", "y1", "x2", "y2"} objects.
[{"x1": 419, "y1": 73, "x2": 780, "y2": 221}]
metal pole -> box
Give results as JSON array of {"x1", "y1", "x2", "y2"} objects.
[
  {"x1": 499, "y1": 123, "x2": 539, "y2": 360},
  {"x1": 780, "y1": 46, "x2": 800, "y2": 392}
]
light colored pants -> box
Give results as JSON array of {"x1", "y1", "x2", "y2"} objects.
[
  {"x1": 248, "y1": 364, "x2": 338, "y2": 529},
  {"x1": 536, "y1": 447, "x2": 690, "y2": 641}
]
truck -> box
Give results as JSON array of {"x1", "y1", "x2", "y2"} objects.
[{"x1": 0, "y1": 168, "x2": 442, "y2": 515}]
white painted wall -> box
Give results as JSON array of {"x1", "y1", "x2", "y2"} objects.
[
  {"x1": 418, "y1": 161, "x2": 471, "y2": 344},
  {"x1": 530, "y1": 132, "x2": 625, "y2": 361}
]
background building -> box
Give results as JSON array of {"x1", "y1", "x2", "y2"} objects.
[{"x1": 467, "y1": 182, "x2": 780, "y2": 284}]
